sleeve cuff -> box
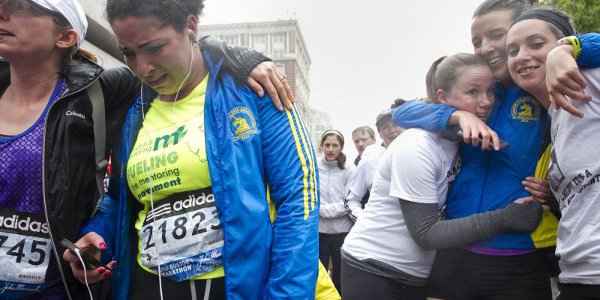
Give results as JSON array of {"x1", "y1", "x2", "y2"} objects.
[{"x1": 435, "y1": 105, "x2": 457, "y2": 131}]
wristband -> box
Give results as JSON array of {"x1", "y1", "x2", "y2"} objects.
[{"x1": 558, "y1": 36, "x2": 582, "y2": 59}]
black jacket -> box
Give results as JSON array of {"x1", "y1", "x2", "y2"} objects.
[
  {"x1": 0, "y1": 54, "x2": 140, "y2": 299},
  {"x1": 0, "y1": 37, "x2": 269, "y2": 299}
]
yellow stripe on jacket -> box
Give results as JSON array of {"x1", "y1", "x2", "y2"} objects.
[
  {"x1": 291, "y1": 106, "x2": 319, "y2": 212},
  {"x1": 284, "y1": 109, "x2": 313, "y2": 219},
  {"x1": 530, "y1": 145, "x2": 559, "y2": 248},
  {"x1": 267, "y1": 188, "x2": 341, "y2": 300}
]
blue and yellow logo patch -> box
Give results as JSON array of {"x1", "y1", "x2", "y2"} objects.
[
  {"x1": 511, "y1": 96, "x2": 539, "y2": 122},
  {"x1": 228, "y1": 106, "x2": 258, "y2": 141}
]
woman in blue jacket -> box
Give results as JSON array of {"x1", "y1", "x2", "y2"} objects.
[{"x1": 64, "y1": 0, "x2": 319, "y2": 299}]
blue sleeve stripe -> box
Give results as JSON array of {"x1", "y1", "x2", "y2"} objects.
[{"x1": 290, "y1": 105, "x2": 319, "y2": 213}]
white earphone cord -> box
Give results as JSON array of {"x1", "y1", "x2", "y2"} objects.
[
  {"x1": 73, "y1": 248, "x2": 94, "y2": 300},
  {"x1": 140, "y1": 39, "x2": 196, "y2": 300}
]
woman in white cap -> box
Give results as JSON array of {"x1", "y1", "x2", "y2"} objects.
[
  {"x1": 0, "y1": 1, "x2": 292, "y2": 299},
  {"x1": 0, "y1": 1, "x2": 118, "y2": 299}
]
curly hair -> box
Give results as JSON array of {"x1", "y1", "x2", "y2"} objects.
[{"x1": 106, "y1": 0, "x2": 205, "y2": 31}]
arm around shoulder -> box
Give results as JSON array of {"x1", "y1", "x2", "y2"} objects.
[
  {"x1": 392, "y1": 100, "x2": 456, "y2": 133},
  {"x1": 577, "y1": 33, "x2": 600, "y2": 68}
]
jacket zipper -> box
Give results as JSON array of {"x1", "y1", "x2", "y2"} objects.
[
  {"x1": 41, "y1": 86, "x2": 74, "y2": 300},
  {"x1": 41, "y1": 79, "x2": 99, "y2": 300}
]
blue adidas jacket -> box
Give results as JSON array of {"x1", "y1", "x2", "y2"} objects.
[
  {"x1": 82, "y1": 48, "x2": 319, "y2": 300},
  {"x1": 391, "y1": 33, "x2": 600, "y2": 251}
]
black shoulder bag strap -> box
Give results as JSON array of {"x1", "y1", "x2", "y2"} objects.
[{"x1": 88, "y1": 81, "x2": 107, "y2": 216}]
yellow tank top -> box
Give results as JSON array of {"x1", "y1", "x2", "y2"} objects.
[{"x1": 126, "y1": 75, "x2": 224, "y2": 280}]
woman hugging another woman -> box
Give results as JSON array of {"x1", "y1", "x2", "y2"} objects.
[{"x1": 341, "y1": 53, "x2": 543, "y2": 300}]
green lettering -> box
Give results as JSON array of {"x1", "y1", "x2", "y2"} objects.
[
  {"x1": 172, "y1": 126, "x2": 188, "y2": 145},
  {"x1": 151, "y1": 154, "x2": 167, "y2": 168},
  {"x1": 153, "y1": 134, "x2": 171, "y2": 151},
  {"x1": 167, "y1": 152, "x2": 178, "y2": 164}
]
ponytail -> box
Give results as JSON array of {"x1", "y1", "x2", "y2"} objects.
[
  {"x1": 425, "y1": 53, "x2": 488, "y2": 103},
  {"x1": 425, "y1": 56, "x2": 446, "y2": 102},
  {"x1": 77, "y1": 48, "x2": 98, "y2": 63}
]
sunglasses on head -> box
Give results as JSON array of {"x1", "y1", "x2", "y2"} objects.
[{"x1": 0, "y1": 0, "x2": 56, "y2": 16}]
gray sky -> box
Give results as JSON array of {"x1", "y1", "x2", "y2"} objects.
[{"x1": 202, "y1": 0, "x2": 484, "y2": 158}]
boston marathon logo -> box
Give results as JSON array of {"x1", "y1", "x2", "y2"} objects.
[
  {"x1": 511, "y1": 96, "x2": 539, "y2": 122},
  {"x1": 144, "y1": 189, "x2": 215, "y2": 225},
  {"x1": 0, "y1": 214, "x2": 49, "y2": 235},
  {"x1": 228, "y1": 106, "x2": 257, "y2": 141}
]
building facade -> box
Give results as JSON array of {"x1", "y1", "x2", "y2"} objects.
[{"x1": 198, "y1": 20, "x2": 312, "y2": 114}]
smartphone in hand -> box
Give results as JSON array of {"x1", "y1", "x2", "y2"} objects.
[{"x1": 60, "y1": 238, "x2": 106, "y2": 270}]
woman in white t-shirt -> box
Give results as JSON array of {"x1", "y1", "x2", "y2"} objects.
[
  {"x1": 318, "y1": 129, "x2": 355, "y2": 291},
  {"x1": 506, "y1": 7, "x2": 600, "y2": 299},
  {"x1": 341, "y1": 53, "x2": 543, "y2": 300}
]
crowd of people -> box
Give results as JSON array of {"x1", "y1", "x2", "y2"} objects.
[
  {"x1": 0, "y1": 0, "x2": 598, "y2": 300},
  {"x1": 318, "y1": 1, "x2": 600, "y2": 300}
]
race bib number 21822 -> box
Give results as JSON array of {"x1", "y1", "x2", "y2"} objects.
[{"x1": 138, "y1": 188, "x2": 224, "y2": 282}]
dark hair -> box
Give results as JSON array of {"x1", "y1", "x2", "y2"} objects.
[
  {"x1": 390, "y1": 98, "x2": 406, "y2": 109},
  {"x1": 375, "y1": 98, "x2": 405, "y2": 132},
  {"x1": 375, "y1": 112, "x2": 392, "y2": 133},
  {"x1": 106, "y1": 0, "x2": 205, "y2": 31},
  {"x1": 473, "y1": 0, "x2": 532, "y2": 21},
  {"x1": 320, "y1": 130, "x2": 347, "y2": 170},
  {"x1": 513, "y1": 7, "x2": 575, "y2": 39},
  {"x1": 426, "y1": 53, "x2": 489, "y2": 102},
  {"x1": 351, "y1": 126, "x2": 375, "y2": 140}
]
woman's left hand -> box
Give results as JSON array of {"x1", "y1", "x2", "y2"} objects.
[
  {"x1": 247, "y1": 61, "x2": 295, "y2": 111},
  {"x1": 546, "y1": 45, "x2": 591, "y2": 118},
  {"x1": 522, "y1": 177, "x2": 553, "y2": 205}
]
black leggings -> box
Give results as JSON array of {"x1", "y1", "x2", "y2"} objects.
[
  {"x1": 319, "y1": 232, "x2": 346, "y2": 291},
  {"x1": 558, "y1": 283, "x2": 600, "y2": 300},
  {"x1": 432, "y1": 249, "x2": 552, "y2": 300},
  {"x1": 341, "y1": 257, "x2": 426, "y2": 300}
]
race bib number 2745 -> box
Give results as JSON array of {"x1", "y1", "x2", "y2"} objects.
[{"x1": 0, "y1": 209, "x2": 52, "y2": 285}]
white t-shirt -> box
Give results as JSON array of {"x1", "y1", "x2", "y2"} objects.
[
  {"x1": 549, "y1": 68, "x2": 600, "y2": 285},
  {"x1": 342, "y1": 129, "x2": 457, "y2": 278},
  {"x1": 346, "y1": 144, "x2": 386, "y2": 218}
]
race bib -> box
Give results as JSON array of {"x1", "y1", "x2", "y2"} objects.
[
  {"x1": 0, "y1": 209, "x2": 52, "y2": 286},
  {"x1": 138, "y1": 188, "x2": 223, "y2": 282}
]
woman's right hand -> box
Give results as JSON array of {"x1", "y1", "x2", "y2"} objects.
[
  {"x1": 62, "y1": 232, "x2": 116, "y2": 284},
  {"x1": 449, "y1": 111, "x2": 501, "y2": 151},
  {"x1": 247, "y1": 61, "x2": 295, "y2": 111},
  {"x1": 546, "y1": 44, "x2": 591, "y2": 118}
]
